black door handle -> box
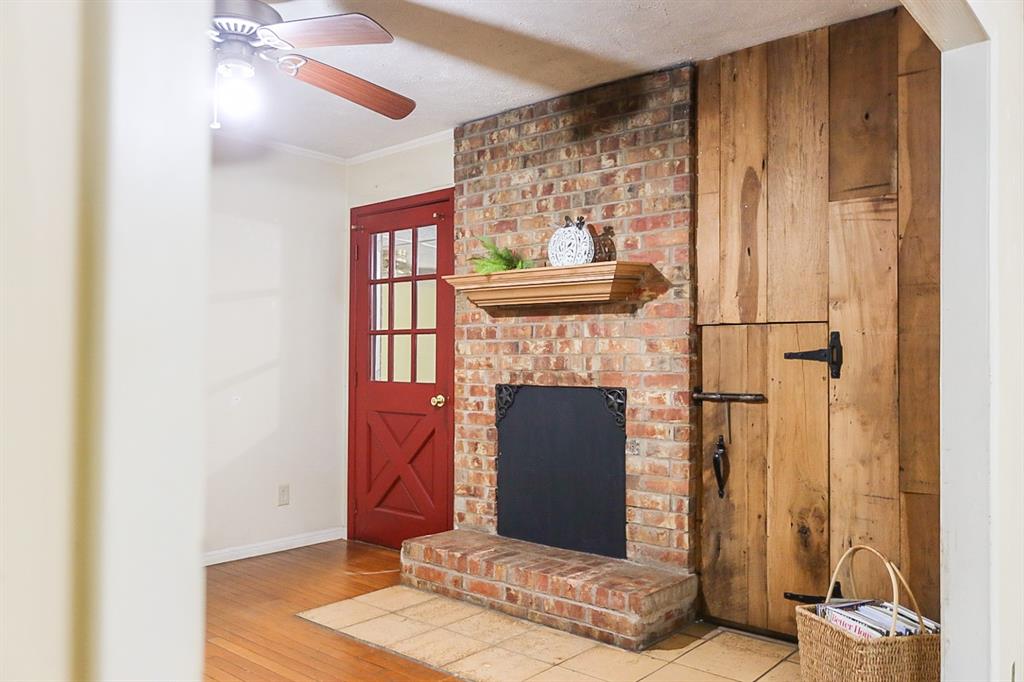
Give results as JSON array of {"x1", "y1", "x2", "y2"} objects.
[{"x1": 712, "y1": 435, "x2": 727, "y2": 498}]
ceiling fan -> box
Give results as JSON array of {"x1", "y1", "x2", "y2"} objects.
[{"x1": 208, "y1": 0, "x2": 415, "y2": 126}]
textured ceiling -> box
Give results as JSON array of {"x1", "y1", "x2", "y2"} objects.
[{"x1": 220, "y1": 0, "x2": 897, "y2": 159}]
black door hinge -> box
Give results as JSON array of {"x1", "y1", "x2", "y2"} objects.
[
  {"x1": 784, "y1": 581, "x2": 844, "y2": 604},
  {"x1": 784, "y1": 331, "x2": 843, "y2": 378}
]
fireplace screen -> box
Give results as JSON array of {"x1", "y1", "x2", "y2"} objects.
[{"x1": 495, "y1": 385, "x2": 627, "y2": 558}]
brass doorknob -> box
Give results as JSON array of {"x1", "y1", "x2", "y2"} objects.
[{"x1": 430, "y1": 394, "x2": 446, "y2": 407}]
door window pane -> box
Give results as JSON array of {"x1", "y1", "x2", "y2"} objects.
[
  {"x1": 371, "y1": 335, "x2": 388, "y2": 381},
  {"x1": 371, "y1": 232, "x2": 389, "y2": 279},
  {"x1": 417, "y1": 225, "x2": 437, "y2": 275},
  {"x1": 393, "y1": 334, "x2": 412, "y2": 382},
  {"x1": 393, "y1": 281, "x2": 412, "y2": 330},
  {"x1": 416, "y1": 280, "x2": 436, "y2": 329},
  {"x1": 416, "y1": 334, "x2": 436, "y2": 384},
  {"x1": 394, "y1": 229, "x2": 413, "y2": 277},
  {"x1": 370, "y1": 284, "x2": 389, "y2": 331}
]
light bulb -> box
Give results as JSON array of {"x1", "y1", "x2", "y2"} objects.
[{"x1": 217, "y1": 77, "x2": 261, "y2": 121}]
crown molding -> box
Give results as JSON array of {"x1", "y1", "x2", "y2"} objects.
[
  {"x1": 213, "y1": 128, "x2": 455, "y2": 167},
  {"x1": 344, "y1": 128, "x2": 455, "y2": 166},
  {"x1": 212, "y1": 130, "x2": 350, "y2": 166}
]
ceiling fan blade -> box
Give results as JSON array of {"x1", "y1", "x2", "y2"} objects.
[
  {"x1": 279, "y1": 57, "x2": 416, "y2": 120},
  {"x1": 257, "y1": 13, "x2": 392, "y2": 50}
]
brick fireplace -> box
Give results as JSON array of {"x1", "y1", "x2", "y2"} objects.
[
  {"x1": 402, "y1": 64, "x2": 699, "y2": 649},
  {"x1": 450, "y1": 65, "x2": 697, "y2": 572}
]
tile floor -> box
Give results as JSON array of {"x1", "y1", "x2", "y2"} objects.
[{"x1": 299, "y1": 586, "x2": 801, "y2": 682}]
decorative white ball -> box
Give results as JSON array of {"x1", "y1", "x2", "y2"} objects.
[{"x1": 548, "y1": 219, "x2": 595, "y2": 266}]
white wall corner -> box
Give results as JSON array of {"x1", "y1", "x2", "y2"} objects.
[
  {"x1": 940, "y1": 38, "x2": 993, "y2": 681},
  {"x1": 204, "y1": 527, "x2": 347, "y2": 566},
  {"x1": 900, "y1": 0, "x2": 987, "y2": 51}
]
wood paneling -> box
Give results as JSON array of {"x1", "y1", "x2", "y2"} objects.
[
  {"x1": 828, "y1": 196, "x2": 900, "y2": 600},
  {"x1": 696, "y1": 59, "x2": 722, "y2": 325},
  {"x1": 204, "y1": 540, "x2": 450, "y2": 682},
  {"x1": 828, "y1": 10, "x2": 898, "y2": 201},
  {"x1": 700, "y1": 325, "x2": 768, "y2": 627},
  {"x1": 898, "y1": 6, "x2": 942, "y2": 75},
  {"x1": 719, "y1": 46, "x2": 768, "y2": 323},
  {"x1": 897, "y1": 17, "x2": 941, "y2": 498},
  {"x1": 900, "y1": 491, "x2": 941, "y2": 620},
  {"x1": 898, "y1": 7, "x2": 941, "y2": 618},
  {"x1": 766, "y1": 323, "x2": 829, "y2": 635},
  {"x1": 767, "y1": 29, "x2": 829, "y2": 322},
  {"x1": 695, "y1": 9, "x2": 941, "y2": 630}
]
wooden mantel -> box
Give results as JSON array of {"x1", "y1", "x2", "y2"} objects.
[{"x1": 443, "y1": 261, "x2": 662, "y2": 309}]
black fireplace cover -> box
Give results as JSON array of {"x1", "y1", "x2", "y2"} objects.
[{"x1": 495, "y1": 385, "x2": 627, "y2": 558}]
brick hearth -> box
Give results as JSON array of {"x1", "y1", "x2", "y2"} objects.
[{"x1": 401, "y1": 530, "x2": 697, "y2": 650}]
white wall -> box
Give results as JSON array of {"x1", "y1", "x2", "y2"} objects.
[
  {"x1": 205, "y1": 138, "x2": 349, "y2": 560},
  {"x1": 2, "y1": 1, "x2": 212, "y2": 679},
  {"x1": 940, "y1": 1, "x2": 1023, "y2": 679},
  {"x1": 940, "y1": 39, "x2": 992, "y2": 680},
  {"x1": 203, "y1": 129, "x2": 453, "y2": 562},
  {"x1": 82, "y1": 2, "x2": 212, "y2": 678},
  {"x1": 346, "y1": 129, "x2": 455, "y2": 208},
  {"x1": 1, "y1": 3, "x2": 83, "y2": 678},
  {"x1": 970, "y1": 1, "x2": 1024, "y2": 678}
]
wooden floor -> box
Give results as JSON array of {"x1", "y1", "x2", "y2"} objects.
[{"x1": 205, "y1": 539, "x2": 453, "y2": 681}]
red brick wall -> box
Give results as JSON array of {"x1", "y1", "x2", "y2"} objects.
[{"x1": 451, "y1": 65, "x2": 697, "y2": 573}]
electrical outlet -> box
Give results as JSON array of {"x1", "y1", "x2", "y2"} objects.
[{"x1": 277, "y1": 484, "x2": 290, "y2": 507}]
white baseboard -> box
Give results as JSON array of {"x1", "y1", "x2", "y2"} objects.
[{"x1": 204, "y1": 526, "x2": 347, "y2": 566}]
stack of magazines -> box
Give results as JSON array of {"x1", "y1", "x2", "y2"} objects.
[{"x1": 815, "y1": 599, "x2": 941, "y2": 639}]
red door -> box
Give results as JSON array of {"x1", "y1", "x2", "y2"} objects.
[{"x1": 349, "y1": 189, "x2": 455, "y2": 548}]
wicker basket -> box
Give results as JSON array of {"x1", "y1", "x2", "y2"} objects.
[{"x1": 795, "y1": 545, "x2": 940, "y2": 682}]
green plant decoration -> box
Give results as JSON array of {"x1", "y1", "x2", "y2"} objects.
[{"x1": 470, "y1": 236, "x2": 532, "y2": 274}]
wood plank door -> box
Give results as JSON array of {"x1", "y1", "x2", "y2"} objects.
[
  {"x1": 700, "y1": 324, "x2": 829, "y2": 635},
  {"x1": 349, "y1": 190, "x2": 455, "y2": 548}
]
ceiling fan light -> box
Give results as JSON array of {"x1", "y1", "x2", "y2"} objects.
[
  {"x1": 217, "y1": 58, "x2": 256, "y2": 79},
  {"x1": 217, "y1": 77, "x2": 261, "y2": 120},
  {"x1": 215, "y1": 38, "x2": 256, "y2": 79}
]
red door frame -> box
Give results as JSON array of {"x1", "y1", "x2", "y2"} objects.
[{"x1": 347, "y1": 187, "x2": 455, "y2": 542}]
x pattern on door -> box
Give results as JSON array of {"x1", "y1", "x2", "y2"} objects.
[{"x1": 365, "y1": 410, "x2": 438, "y2": 519}]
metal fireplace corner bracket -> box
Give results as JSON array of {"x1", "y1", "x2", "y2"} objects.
[
  {"x1": 600, "y1": 388, "x2": 627, "y2": 432},
  {"x1": 495, "y1": 384, "x2": 520, "y2": 425}
]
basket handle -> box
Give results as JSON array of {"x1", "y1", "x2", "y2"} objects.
[
  {"x1": 889, "y1": 559, "x2": 928, "y2": 634},
  {"x1": 824, "y1": 545, "x2": 927, "y2": 637}
]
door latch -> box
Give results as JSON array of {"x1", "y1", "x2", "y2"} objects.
[
  {"x1": 712, "y1": 435, "x2": 727, "y2": 498},
  {"x1": 784, "y1": 331, "x2": 843, "y2": 379},
  {"x1": 693, "y1": 389, "x2": 766, "y2": 444}
]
